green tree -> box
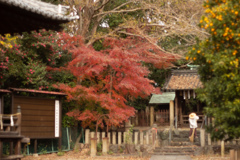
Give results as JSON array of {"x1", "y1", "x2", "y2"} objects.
[
  {"x1": 0, "y1": 30, "x2": 73, "y2": 89},
  {"x1": 187, "y1": 0, "x2": 240, "y2": 140}
]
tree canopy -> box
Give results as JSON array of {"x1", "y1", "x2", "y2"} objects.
[
  {"x1": 187, "y1": 0, "x2": 240, "y2": 140},
  {"x1": 54, "y1": 33, "x2": 176, "y2": 128}
]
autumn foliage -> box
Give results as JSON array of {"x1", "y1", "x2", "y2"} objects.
[
  {"x1": 187, "y1": 0, "x2": 240, "y2": 140},
  {"x1": 55, "y1": 33, "x2": 177, "y2": 128}
]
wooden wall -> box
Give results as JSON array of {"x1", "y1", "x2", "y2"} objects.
[{"x1": 13, "y1": 96, "x2": 58, "y2": 139}]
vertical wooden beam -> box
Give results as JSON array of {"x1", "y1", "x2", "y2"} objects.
[
  {"x1": 179, "y1": 96, "x2": 183, "y2": 126},
  {"x1": 15, "y1": 140, "x2": 21, "y2": 155},
  {"x1": 135, "y1": 110, "x2": 138, "y2": 126},
  {"x1": 34, "y1": 139, "x2": 37, "y2": 153},
  {"x1": 10, "y1": 142, "x2": 13, "y2": 155},
  {"x1": 170, "y1": 100, "x2": 174, "y2": 128},
  {"x1": 0, "y1": 140, "x2": 2, "y2": 159},
  {"x1": 150, "y1": 106, "x2": 154, "y2": 126},
  {"x1": 175, "y1": 94, "x2": 178, "y2": 128}
]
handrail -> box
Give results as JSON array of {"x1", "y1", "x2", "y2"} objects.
[{"x1": 0, "y1": 113, "x2": 21, "y2": 134}]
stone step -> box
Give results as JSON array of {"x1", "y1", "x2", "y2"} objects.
[
  {"x1": 170, "y1": 141, "x2": 192, "y2": 146},
  {"x1": 173, "y1": 131, "x2": 200, "y2": 138},
  {"x1": 172, "y1": 137, "x2": 200, "y2": 141},
  {"x1": 153, "y1": 152, "x2": 187, "y2": 155},
  {"x1": 153, "y1": 146, "x2": 199, "y2": 155}
]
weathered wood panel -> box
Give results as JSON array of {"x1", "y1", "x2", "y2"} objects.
[
  {"x1": 13, "y1": 96, "x2": 56, "y2": 138},
  {"x1": 20, "y1": 110, "x2": 55, "y2": 116},
  {"x1": 16, "y1": 103, "x2": 54, "y2": 111},
  {"x1": 21, "y1": 127, "x2": 54, "y2": 132},
  {"x1": 21, "y1": 132, "x2": 55, "y2": 138},
  {"x1": 21, "y1": 121, "x2": 54, "y2": 127},
  {"x1": 14, "y1": 98, "x2": 55, "y2": 105},
  {"x1": 21, "y1": 115, "x2": 54, "y2": 121}
]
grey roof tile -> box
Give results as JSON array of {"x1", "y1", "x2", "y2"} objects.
[{"x1": 0, "y1": 0, "x2": 78, "y2": 21}]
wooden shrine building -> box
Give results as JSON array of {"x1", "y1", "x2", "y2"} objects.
[{"x1": 148, "y1": 69, "x2": 204, "y2": 128}]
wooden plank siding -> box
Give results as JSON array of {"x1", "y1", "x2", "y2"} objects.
[{"x1": 13, "y1": 96, "x2": 56, "y2": 138}]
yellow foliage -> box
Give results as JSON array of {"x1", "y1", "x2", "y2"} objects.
[{"x1": 0, "y1": 34, "x2": 17, "y2": 49}]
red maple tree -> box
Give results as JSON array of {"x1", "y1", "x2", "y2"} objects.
[{"x1": 54, "y1": 33, "x2": 178, "y2": 129}]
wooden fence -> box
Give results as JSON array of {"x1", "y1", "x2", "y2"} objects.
[
  {"x1": 84, "y1": 129, "x2": 157, "y2": 145},
  {"x1": 130, "y1": 109, "x2": 170, "y2": 127}
]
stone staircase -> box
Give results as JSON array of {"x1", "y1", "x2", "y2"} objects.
[{"x1": 153, "y1": 129, "x2": 201, "y2": 156}]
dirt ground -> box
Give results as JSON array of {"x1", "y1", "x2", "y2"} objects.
[{"x1": 21, "y1": 150, "x2": 230, "y2": 160}]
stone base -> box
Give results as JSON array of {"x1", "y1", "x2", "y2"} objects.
[{"x1": 32, "y1": 153, "x2": 38, "y2": 157}]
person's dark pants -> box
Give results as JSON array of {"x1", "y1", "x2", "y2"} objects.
[{"x1": 189, "y1": 128, "x2": 197, "y2": 137}]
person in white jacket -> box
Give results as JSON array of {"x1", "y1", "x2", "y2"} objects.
[{"x1": 189, "y1": 113, "x2": 199, "y2": 138}]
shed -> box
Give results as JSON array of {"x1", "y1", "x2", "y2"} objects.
[{"x1": 9, "y1": 88, "x2": 66, "y2": 152}]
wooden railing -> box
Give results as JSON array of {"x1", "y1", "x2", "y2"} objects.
[
  {"x1": 0, "y1": 113, "x2": 21, "y2": 135},
  {"x1": 131, "y1": 109, "x2": 170, "y2": 127},
  {"x1": 0, "y1": 112, "x2": 29, "y2": 160}
]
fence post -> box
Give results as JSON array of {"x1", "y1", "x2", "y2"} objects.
[
  {"x1": 221, "y1": 140, "x2": 224, "y2": 157},
  {"x1": 118, "y1": 132, "x2": 122, "y2": 145},
  {"x1": 230, "y1": 149, "x2": 235, "y2": 160},
  {"x1": 102, "y1": 138, "x2": 109, "y2": 155},
  {"x1": 85, "y1": 129, "x2": 90, "y2": 144},
  {"x1": 90, "y1": 138, "x2": 97, "y2": 157},
  {"x1": 200, "y1": 129, "x2": 205, "y2": 147},
  {"x1": 140, "y1": 131, "x2": 143, "y2": 145},
  {"x1": 112, "y1": 132, "x2": 116, "y2": 145},
  {"x1": 90, "y1": 132, "x2": 95, "y2": 138},
  {"x1": 237, "y1": 149, "x2": 240, "y2": 160},
  {"x1": 146, "y1": 131, "x2": 149, "y2": 145},
  {"x1": 134, "y1": 132, "x2": 138, "y2": 145}
]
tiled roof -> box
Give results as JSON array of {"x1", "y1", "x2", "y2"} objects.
[
  {"x1": 1, "y1": 0, "x2": 78, "y2": 21},
  {"x1": 0, "y1": 0, "x2": 78, "y2": 34},
  {"x1": 162, "y1": 70, "x2": 203, "y2": 91},
  {"x1": 10, "y1": 88, "x2": 67, "y2": 96},
  {"x1": 149, "y1": 92, "x2": 175, "y2": 104}
]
